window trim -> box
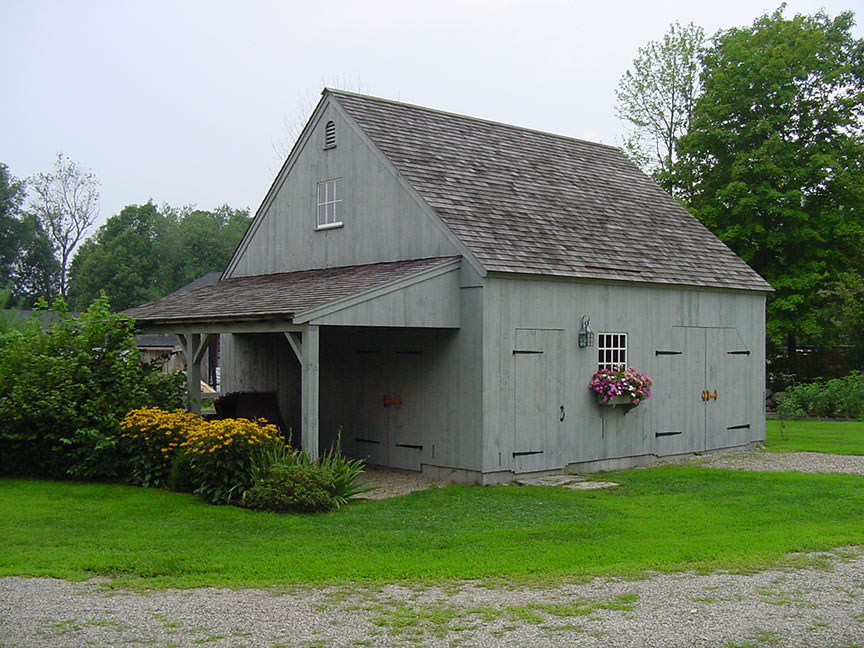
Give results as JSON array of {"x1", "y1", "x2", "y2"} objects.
[
  {"x1": 597, "y1": 332, "x2": 628, "y2": 370},
  {"x1": 315, "y1": 177, "x2": 343, "y2": 230}
]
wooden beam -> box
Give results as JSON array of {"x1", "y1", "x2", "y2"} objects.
[
  {"x1": 192, "y1": 333, "x2": 213, "y2": 364},
  {"x1": 137, "y1": 321, "x2": 304, "y2": 335},
  {"x1": 301, "y1": 325, "x2": 320, "y2": 460},
  {"x1": 283, "y1": 331, "x2": 303, "y2": 363}
]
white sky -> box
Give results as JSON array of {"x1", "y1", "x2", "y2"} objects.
[{"x1": 2, "y1": 0, "x2": 862, "y2": 229}]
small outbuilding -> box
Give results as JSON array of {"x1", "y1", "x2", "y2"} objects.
[{"x1": 126, "y1": 89, "x2": 772, "y2": 483}]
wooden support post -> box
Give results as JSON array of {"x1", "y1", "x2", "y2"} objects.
[
  {"x1": 177, "y1": 332, "x2": 210, "y2": 415},
  {"x1": 301, "y1": 325, "x2": 320, "y2": 460}
]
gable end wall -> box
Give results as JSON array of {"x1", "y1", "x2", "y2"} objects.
[{"x1": 227, "y1": 99, "x2": 459, "y2": 278}]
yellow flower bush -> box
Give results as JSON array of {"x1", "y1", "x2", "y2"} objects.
[
  {"x1": 120, "y1": 407, "x2": 286, "y2": 503},
  {"x1": 180, "y1": 417, "x2": 284, "y2": 505},
  {"x1": 120, "y1": 407, "x2": 204, "y2": 488}
]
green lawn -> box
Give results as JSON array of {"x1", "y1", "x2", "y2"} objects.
[
  {"x1": 2, "y1": 466, "x2": 863, "y2": 589},
  {"x1": 765, "y1": 419, "x2": 864, "y2": 455}
]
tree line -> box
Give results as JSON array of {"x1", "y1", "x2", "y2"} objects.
[
  {"x1": 616, "y1": 7, "x2": 864, "y2": 376},
  {"x1": 1, "y1": 155, "x2": 250, "y2": 312}
]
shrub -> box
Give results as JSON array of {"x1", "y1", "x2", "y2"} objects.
[
  {"x1": 242, "y1": 463, "x2": 336, "y2": 513},
  {"x1": 243, "y1": 435, "x2": 373, "y2": 513},
  {"x1": 168, "y1": 451, "x2": 196, "y2": 493},
  {"x1": 0, "y1": 296, "x2": 184, "y2": 478},
  {"x1": 310, "y1": 440, "x2": 373, "y2": 508},
  {"x1": 119, "y1": 407, "x2": 202, "y2": 487},
  {"x1": 182, "y1": 417, "x2": 283, "y2": 504},
  {"x1": 777, "y1": 371, "x2": 864, "y2": 420}
]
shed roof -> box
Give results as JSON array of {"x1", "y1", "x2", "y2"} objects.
[
  {"x1": 125, "y1": 257, "x2": 457, "y2": 324},
  {"x1": 328, "y1": 90, "x2": 771, "y2": 292}
]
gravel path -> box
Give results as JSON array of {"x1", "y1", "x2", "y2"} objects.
[
  {"x1": 658, "y1": 447, "x2": 864, "y2": 475},
  {"x1": 2, "y1": 450, "x2": 864, "y2": 648}
]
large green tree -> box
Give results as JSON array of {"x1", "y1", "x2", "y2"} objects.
[
  {"x1": 615, "y1": 21, "x2": 704, "y2": 196},
  {"x1": 677, "y1": 8, "x2": 864, "y2": 347},
  {"x1": 68, "y1": 203, "x2": 173, "y2": 312},
  {"x1": 68, "y1": 202, "x2": 250, "y2": 311},
  {"x1": 0, "y1": 163, "x2": 59, "y2": 306}
]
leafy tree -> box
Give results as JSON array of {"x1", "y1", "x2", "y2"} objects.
[
  {"x1": 0, "y1": 162, "x2": 59, "y2": 305},
  {"x1": 9, "y1": 214, "x2": 60, "y2": 306},
  {"x1": 0, "y1": 163, "x2": 27, "y2": 288},
  {"x1": 169, "y1": 204, "x2": 251, "y2": 287},
  {"x1": 677, "y1": 8, "x2": 864, "y2": 348},
  {"x1": 68, "y1": 203, "x2": 173, "y2": 311},
  {"x1": 67, "y1": 202, "x2": 250, "y2": 311},
  {"x1": 28, "y1": 153, "x2": 100, "y2": 298},
  {"x1": 615, "y1": 21, "x2": 704, "y2": 195}
]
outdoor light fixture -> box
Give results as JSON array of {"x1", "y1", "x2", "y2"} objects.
[{"x1": 579, "y1": 315, "x2": 595, "y2": 348}]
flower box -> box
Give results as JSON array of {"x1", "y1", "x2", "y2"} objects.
[
  {"x1": 588, "y1": 366, "x2": 653, "y2": 413},
  {"x1": 596, "y1": 393, "x2": 633, "y2": 407}
]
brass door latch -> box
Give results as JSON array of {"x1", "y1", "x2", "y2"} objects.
[
  {"x1": 382, "y1": 394, "x2": 403, "y2": 408},
  {"x1": 701, "y1": 389, "x2": 718, "y2": 402}
]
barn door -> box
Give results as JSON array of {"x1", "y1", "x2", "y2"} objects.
[
  {"x1": 512, "y1": 328, "x2": 565, "y2": 473},
  {"x1": 387, "y1": 351, "x2": 424, "y2": 471},
  {"x1": 653, "y1": 326, "x2": 752, "y2": 455},
  {"x1": 348, "y1": 350, "x2": 389, "y2": 467},
  {"x1": 704, "y1": 329, "x2": 753, "y2": 450},
  {"x1": 653, "y1": 327, "x2": 706, "y2": 455}
]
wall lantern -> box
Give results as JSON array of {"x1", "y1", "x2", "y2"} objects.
[{"x1": 579, "y1": 315, "x2": 595, "y2": 348}]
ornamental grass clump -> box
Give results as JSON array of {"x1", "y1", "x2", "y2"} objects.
[
  {"x1": 242, "y1": 433, "x2": 373, "y2": 513},
  {"x1": 120, "y1": 407, "x2": 203, "y2": 488},
  {"x1": 181, "y1": 418, "x2": 283, "y2": 505},
  {"x1": 589, "y1": 366, "x2": 653, "y2": 404}
]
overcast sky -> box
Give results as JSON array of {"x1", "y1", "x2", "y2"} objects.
[{"x1": 2, "y1": 0, "x2": 862, "y2": 230}]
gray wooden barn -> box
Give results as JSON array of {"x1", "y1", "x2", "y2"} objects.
[{"x1": 127, "y1": 89, "x2": 772, "y2": 483}]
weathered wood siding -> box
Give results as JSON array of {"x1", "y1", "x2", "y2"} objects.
[
  {"x1": 300, "y1": 264, "x2": 461, "y2": 328},
  {"x1": 226, "y1": 100, "x2": 460, "y2": 278},
  {"x1": 318, "y1": 279, "x2": 484, "y2": 473},
  {"x1": 220, "y1": 333, "x2": 301, "y2": 434},
  {"x1": 482, "y1": 276, "x2": 766, "y2": 475}
]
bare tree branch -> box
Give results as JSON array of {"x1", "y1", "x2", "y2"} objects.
[{"x1": 28, "y1": 153, "x2": 100, "y2": 298}]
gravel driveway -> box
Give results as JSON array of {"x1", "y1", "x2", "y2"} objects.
[{"x1": 2, "y1": 450, "x2": 864, "y2": 648}]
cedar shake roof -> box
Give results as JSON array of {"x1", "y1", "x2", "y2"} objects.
[
  {"x1": 125, "y1": 257, "x2": 457, "y2": 324},
  {"x1": 329, "y1": 90, "x2": 772, "y2": 292}
]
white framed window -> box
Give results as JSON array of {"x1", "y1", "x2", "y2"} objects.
[
  {"x1": 316, "y1": 178, "x2": 343, "y2": 229},
  {"x1": 598, "y1": 333, "x2": 627, "y2": 369}
]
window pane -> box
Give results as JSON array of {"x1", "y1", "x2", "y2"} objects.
[
  {"x1": 317, "y1": 204, "x2": 325, "y2": 225},
  {"x1": 327, "y1": 203, "x2": 335, "y2": 223},
  {"x1": 334, "y1": 178, "x2": 342, "y2": 201}
]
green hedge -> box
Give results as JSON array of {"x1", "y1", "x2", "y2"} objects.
[
  {"x1": 777, "y1": 371, "x2": 864, "y2": 420},
  {"x1": 0, "y1": 296, "x2": 184, "y2": 478}
]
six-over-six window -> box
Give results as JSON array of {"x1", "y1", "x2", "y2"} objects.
[
  {"x1": 316, "y1": 178, "x2": 343, "y2": 229},
  {"x1": 598, "y1": 333, "x2": 627, "y2": 369}
]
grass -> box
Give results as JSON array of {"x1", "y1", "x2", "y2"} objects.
[
  {"x1": 2, "y1": 465, "x2": 864, "y2": 589},
  {"x1": 765, "y1": 419, "x2": 864, "y2": 455}
]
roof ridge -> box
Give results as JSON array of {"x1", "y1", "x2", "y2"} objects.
[{"x1": 324, "y1": 88, "x2": 622, "y2": 154}]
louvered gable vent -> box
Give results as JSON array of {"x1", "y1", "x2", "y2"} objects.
[{"x1": 324, "y1": 120, "x2": 336, "y2": 149}]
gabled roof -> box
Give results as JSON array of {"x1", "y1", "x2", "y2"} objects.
[
  {"x1": 125, "y1": 257, "x2": 458, "y2": 324},
  {"x1": 327, "y1": 90, "x2": 771, "y2": 292}
]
